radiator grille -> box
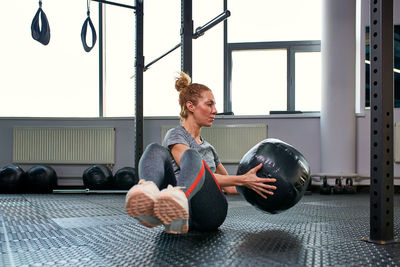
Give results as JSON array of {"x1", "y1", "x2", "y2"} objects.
[
  {"x1": 13, "y1": 127, "x2": 115, "y2": 164},
  {"x1": 161, "y1": 124, "x2": 267, "y2": 163}
]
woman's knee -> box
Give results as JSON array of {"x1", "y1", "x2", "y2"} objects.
[
  {"x1": 180, "y1": 149, "x2": 202, "y2": 166},
  {"x1": 146, "y1": 143, "x2": 167, "y2": 153},
  {"x1": 139, "y1": 143, "x2": 172, "y2": 172},
  {"x1": 139, "y1": 143, "x2": 176, "y2": 187},
  {"x1": 142, "y1": 143, "x2": 170, "y2": 159}
]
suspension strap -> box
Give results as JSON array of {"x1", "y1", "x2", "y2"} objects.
[
  {"x1": 81, "y1": 0, "x2": 97, "y2": 52},
  {"x1": 31, "y1": 0, "x2": 51, "y2": 45}
]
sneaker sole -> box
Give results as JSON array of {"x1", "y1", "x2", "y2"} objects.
[
  {"x1": 126, "y1": 188, "x2": 161, "y2": 228},
  {"x1": 154, "y1": 194, "x2": 189, "y2": 234}
]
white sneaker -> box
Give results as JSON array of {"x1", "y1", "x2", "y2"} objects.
[
  {"x1": 154, "y1": 185, "x2": 189, "y2": 234},
  {"x1": 126, "y1": 180, "x2": 162, "y2": 228}
]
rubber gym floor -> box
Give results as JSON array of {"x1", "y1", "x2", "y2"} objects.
[{"x1": 0, "y1": 192, "x2": 399, "y2": 267}]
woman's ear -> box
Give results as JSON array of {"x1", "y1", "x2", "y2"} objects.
[{"x1": 186, "y1": 101, "x2": 195, "y2": 112}]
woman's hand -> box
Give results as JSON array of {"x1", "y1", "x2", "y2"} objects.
[
  {"x1": 239, "y1": 163, "x2": 277, "y2": 199},
  {"x1": 213, "y1": 163, "x2": 276, "y2": 198}
]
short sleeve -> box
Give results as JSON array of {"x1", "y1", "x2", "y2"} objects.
[
  {"x1": 162, "y1": 127, "x2": 190, "y2": 149},
  {"x1": 212, "y1": 147, "x2": 221, "y2": 166}
]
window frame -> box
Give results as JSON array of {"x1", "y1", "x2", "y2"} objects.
[{"x1": 224, "y1": 41, "x2": 321, "y2": 114}]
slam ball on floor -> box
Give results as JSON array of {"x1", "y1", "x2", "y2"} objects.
[
  {"x1": 113, "y1": 167, "x2": 138, "y2": 190},
  {"x1": 26, "y1": 165, "x2": 58, "y2": 193},
  {"x1": 236, "y1": 138, "x2": 310, "y2": 214},
  {"x1": 0, "y1": 165, "x2": 27, "y2": 193},
  {"x1": 83, "y1": 165, "x2": 113, "y2": 190}
]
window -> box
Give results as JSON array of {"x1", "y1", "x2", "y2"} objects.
[
  {"x1": 227, "y1": 42, "x2": 321, "y2": 115},
  {"x1": 226, "y1": 0, "x2": 322, "y2": 115},
  {"x1": 228, "y1": 0, "x2": 322, "y2": 43},
  {"x1": 193, "y1": 0, "x2": 224, "y2": 114},
  {"x1": 231, "y1": 50, "x2": 287, "y2": 115},
  {"x1": 295, "y1": 52, "x2": 321, "y2": 111},
  {"x1": 142, "y1": 0, "x2": 181, "y2": 117},
  {"x1": 0, "y1": 1, "x2": 98, "y2": 117},
  {"x1": 103, "y1": 4, "x2": 136, "y2": 117},
  {"x1": 142, "y1": 0, "x2": 224, "y2": 117},
  {"x1": 1, "y1": 1, "x2": 321, "y2": 117},
  {"x1": 99, "y1": 0, "x2": 183, "y2": 117},
  {"x1": 107, "y1": 0, "x2": 224, "y2": 117}
]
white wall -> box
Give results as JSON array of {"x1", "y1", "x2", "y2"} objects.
[
  {"x1": 0, "y1": 109, "x2": 399, "y2": 187},
  {"x1": 0, "y1": 118, "x2": 135, "y2": 186},
  {"x1": 0, "y1": 115, "x2": 320, "y2": 186}
]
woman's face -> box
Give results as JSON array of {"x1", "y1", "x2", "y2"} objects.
[{"x1": 189, "y1": 90, "x2": 217, "y2": 127}]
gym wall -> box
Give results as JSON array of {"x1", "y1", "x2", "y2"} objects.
[{"x1": 1, "y1": 112, "x2": 400, "y2": 187}]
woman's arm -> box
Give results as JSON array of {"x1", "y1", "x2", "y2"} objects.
[
  {"x1": 213, "y1": 164, "x2": 276, "y2": 199},
  {"x1": 169, "y1": 143, "x2": 190, "y2": 166},
  {"x1": 170, "y1": 144, "x2": 276, "y2": 199},
  {"x1": 215, "y1": 163, "x2": 238, "y2": 195}
]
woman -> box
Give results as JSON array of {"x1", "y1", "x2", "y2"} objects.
[{"x1": 126, "y1": 72, "x2": 276, "y2": 234}]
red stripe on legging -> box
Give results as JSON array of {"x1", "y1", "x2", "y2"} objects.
[
  {"x1": 185, "y1": 163, "x2": 205, "y2": 198},
  {"x1": 203, "y1": 161, "x2": 222, "y2": 193}
]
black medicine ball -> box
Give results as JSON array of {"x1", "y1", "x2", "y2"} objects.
[
  {"x1": 0, "y1": 165, "x2": 27, "y2": 193},
  {"x1": 26, "y1": 165, "x2": 57, "y2": 193},
  {"x1": 83, "y1": 165, "x2": 113, "y2": 190},
  {"x1": 114, "y1": 167, "x2": 138, "y2": 190},
  {"x1": 236, "y1": 138, "x2": 310, "y2": 214}
]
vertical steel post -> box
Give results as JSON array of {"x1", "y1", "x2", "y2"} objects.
[
  {"x1": 368, "y1": 0, "x2": 395, "y2": 244},
  {"x1": 98, "y1": 2, "x2": 104, "y2": 117},
  {"x1": 135, "y1": 0, "x2": 144, "y2": 170},
  {"x1": 223, "y1": 0, "x2": 232, "y2": 113},
  {"x1": 287, "y1": 47, "x2": 295, "y2": 111},
  {"x1": 181, "y1": 0, "x2": 193, "y2": 77}
]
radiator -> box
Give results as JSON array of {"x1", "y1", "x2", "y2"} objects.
[
  {"x1": 13, "y1": 127, "x2": 115, "y2": 164},
  {"x1": 161, "y1": 124, "x2": 268, "y2": 163}
]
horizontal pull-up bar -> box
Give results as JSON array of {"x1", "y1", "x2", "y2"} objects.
[
  {"x1": 91, "y1": 0, "x2": 136, "y2": 10},
  {"x1": 193, "y1": 10, "x2": 231, "y2": 39}
]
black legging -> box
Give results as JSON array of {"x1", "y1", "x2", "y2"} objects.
[{"x1": 138, "y1": 143, "x2": 228, "y2": 231}]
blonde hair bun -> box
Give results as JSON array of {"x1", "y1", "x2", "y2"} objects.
[{"x1": 175, "y1": 72, "x2": 191, "y2": 92}]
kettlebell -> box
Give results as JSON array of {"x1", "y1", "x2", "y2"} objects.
[
  {"x1": 319, "y1": 176, "x2": 331, "y2": 195},
  {"x1": 332, "y1": 178, "x2": 344, "y2": 194},
  {"x1": 343, "y1": 178, "x2": 355, "y2": 194}
]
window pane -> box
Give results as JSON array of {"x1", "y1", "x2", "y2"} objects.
[
  {"x1": 295, "y1": 52, "x2": 321, "y2": 111},
  {"x1": 104, "y1": 5, "x2": 136, "y2": 117},
  {"x1": 228, "y1": 0, "x2": 321, "y2": 43},
  {"x1": 104, "y1": 1, "x2": 182, "y2": 117},
  {"x1": 0, "y1": 1, "x2": 98, "y2": 117},
  {"x1": 232, "y1": 50, "x2": 287, "y2": 115},
  {"x1": 143, "y1": 0, "x2": 181, "y2": 117},
  {"x1": 141, "y1": 0, "x2": 223, "y2": 117},
  {"x1": 193, "y1": 0, "x2": 224, "y2": 114}
]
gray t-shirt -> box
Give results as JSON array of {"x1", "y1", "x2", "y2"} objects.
[{"x1": 162, "y1": 125, "x2": 221, "y2": 178}]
